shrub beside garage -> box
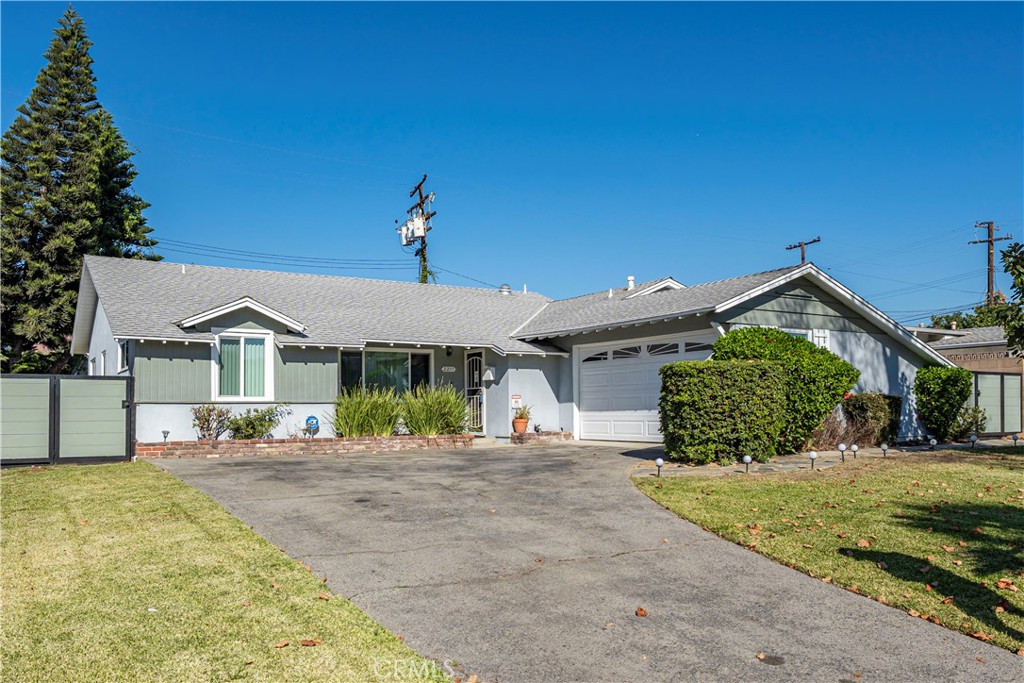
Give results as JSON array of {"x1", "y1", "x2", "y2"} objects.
[{"x1": 659, "y1": 360, "x2": 787, "y2": 465}]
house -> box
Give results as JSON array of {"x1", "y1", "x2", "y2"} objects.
[
  {"x1": 918, "y1": 325, "x2": 1022, "y2": 435},
  {"x1": 71, "y1": 256, "x2": 952, "y2": 444}
]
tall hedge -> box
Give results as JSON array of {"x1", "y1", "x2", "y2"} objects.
[
  {"x1": 659, "y1": 360, "x2": 787, "y2": 465},
  {"x1": 712, "y1": 327, "x2": 860, "y2": 453},
  {"x1": 913, "y1": 366, "x2": 973, "y2": 442}
]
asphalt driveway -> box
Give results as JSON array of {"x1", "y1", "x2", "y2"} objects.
[{"x1": 160, "y1": 445, "x2": 1023, "y2": 682}]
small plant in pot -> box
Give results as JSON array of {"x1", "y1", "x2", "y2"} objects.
[{"x1": 512, "y1": 405, "x2": 531, "y2": 434}]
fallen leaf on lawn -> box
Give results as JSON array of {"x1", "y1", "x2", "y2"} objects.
[
  {"x1": 952, "y1": 560, "x2": 963, "y2": 566},
  {"x1": 959, "y1": 540, "x2": 968, "y2": 547},
  {"x1": 919, "y1": 566, "x2": 931, "y2": 574},
  {"x1": 908, "y1": 609, "x2": 921, "y2": 617},
  {"x1": 300, "y1": 639, "x2": 320, "y2": 647},
  {"x1": 1016, "y1": 647, "x2": 1024, "y2": 657},
  {"x1": 942, "y1": 597, "x2": 954, "y2": 605},
  {"x1": 971, "y1": 631, "x2": 993, "y2": 642},
  {"x1": 822, "y1": 576, "x2": 832, "y2": 583},
  {"x1": 856, "y1": 539, "x2": 871, "y2": 548},
  {"x1": 903, "y1": 592, "x2": 912, "y2": 598},
  {"x1": 271, "y1": 583, "x2": 280, "y2": 589},
  {"x1": 273, "y1": 640, "x2": 289, "y2": 648},
  {"x1": 972, "y1": 527, "x2": 984, "y2": 535},
  {"x1": 996, "y1": 578, "x2": 1018, "y2": 591},
  {"x1": 803, "y1": 544, "x2": 814, "y2": 549},
  {"x1": 837, "y1": 532, "x2": 848, "y2": 538},
  {"x1": 755, "y1": 652, "x2": 766, "y2": 660},
  {"x1": 929, "y1": 615, "x2": 943, "y2": 625},
  {"x1": 78, "y1": 519, "x2": 88, "y2": 526},
  {"x1": 735, "y1": 523, "x2": 744, "y2": 528},
  {"x1": 995, "y1": 606, "x2": 1005, "y2": 613},
  {"x1": 941, "y1": 545, "x2": 956, "y2": 552},
  {"x1": 635, "y1": 607, "x2": 648, "y2": 617},
  {"x1": 877, "y1": 595, "x2": 888, "y2": 604},
  {"x1": 877, "y1": 561, "x2": 888, "y2": 570},
  {"x1": 318, "y1": 592, "x2": 331, "y2": 601},
  {"x1": 927, "y1": 555, "x2": 935, "y2": 562},
  {"x1": 925, "y1": 585, "x2": 932, "y2": 592}
]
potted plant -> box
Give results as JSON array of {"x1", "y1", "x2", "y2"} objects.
[{"x1": 512, "y1": 405, "x2": 531, "y2": 434}]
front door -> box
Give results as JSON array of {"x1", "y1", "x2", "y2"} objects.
[{"x1": 466, "y1": 352, "x2": 484, "y2": 433}]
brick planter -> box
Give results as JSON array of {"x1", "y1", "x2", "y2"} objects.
[
  {"x1": 509, "y1": 431, "x2": 573, "y2": 446},
  {"x1": 136, "y1": 434, "x2": 474, "y2": 459}
]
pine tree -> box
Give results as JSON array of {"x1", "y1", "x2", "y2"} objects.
[{"x1": 1, "y1": 6, "x2": 158, "y2": 373}]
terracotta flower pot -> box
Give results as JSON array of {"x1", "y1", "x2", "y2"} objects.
[{"x1": 512, "y1": 418, "x2": 529, "y2": 434}]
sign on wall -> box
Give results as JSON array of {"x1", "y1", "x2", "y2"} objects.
[{"x1": 511, "y1": 393, "x2": 522, "y2": 408}]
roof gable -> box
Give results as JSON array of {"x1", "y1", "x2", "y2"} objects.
[{"x1": 178, "y1": 297, "x2": 306, "y2": 333}]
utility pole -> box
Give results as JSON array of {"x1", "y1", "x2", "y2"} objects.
[
  {"x1": 785, "y1": 236, "x2": 821, "y2": 264},
  {"x1": 968, "y1": 221, "x2": 1011, "y2": 306},
  {"x1": 396, "y1": 174, "x2": 437, "y2": 284}
]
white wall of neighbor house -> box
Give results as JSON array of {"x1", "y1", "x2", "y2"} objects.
[
  {"x1": 135, "y1": 402, "x2": 338, "y2": 443},
  {"x1": 87, "y1": 301, "x2": 124, "y2": 376}
]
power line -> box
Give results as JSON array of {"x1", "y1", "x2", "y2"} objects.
[
  {"x1": 159, "y1": 238, "x2": 408, "y2": 265},
  {"x1": 157, "y1": 246, "x2": 417, "y2": 271}
]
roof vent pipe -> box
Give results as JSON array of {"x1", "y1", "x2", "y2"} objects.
[
  {"x1": 627, "y1": 275, "x2": 635, "y2": 290},
  {"x1": 499, "y1": 284, "x2": 512, "y2": 295}
]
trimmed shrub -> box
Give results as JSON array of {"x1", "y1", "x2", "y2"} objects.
[
  {"x1": 400, "y1": 383, "x2": 468, "y2": 436},
  {"x1": 842, "y1": 393, "x2": 902, "y2": 445},
  {"x1": 950, "y1": 405, "x2": 987, "y2": 441},
  {"x1": 913, "y1": 366, "x2": 973, "y2": 442},
  {"x1": 191, "y1": 404, "x2": 232, "y2": 440},
  {"x1": 332, "y1": 387, "x2": 401, "y2": 437},
  {"x1": 659, "y1": 360, "x2": 787, "y2": 465},
  {"x1": 225, "y1": 404, "x2": 292, "y2": 440},
  {"x1": 712, "y1": 327, "x2": 860, "y2": 453}
]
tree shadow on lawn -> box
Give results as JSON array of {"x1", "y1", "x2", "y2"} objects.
[{"x1": 847, "y1": 548, "x2": 1024, "y2": 643}]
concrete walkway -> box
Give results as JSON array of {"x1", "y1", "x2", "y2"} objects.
[{"x1": 160, "y1": 444, "x2": 1023, "y2": 682}]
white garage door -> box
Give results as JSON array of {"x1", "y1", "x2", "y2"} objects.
[{"x1": 579, "y1": 338, "x2": 715, "y2": 442}]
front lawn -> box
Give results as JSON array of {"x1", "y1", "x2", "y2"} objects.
[
  {"x1": 1, "y1": 462, "x2": 446, "y2": 682},
  {"x1": 635, "y1": 450, "x2": 1024, "y2": 654}
]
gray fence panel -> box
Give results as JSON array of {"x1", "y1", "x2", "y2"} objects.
[
  {"x1": 59, "y1": 378, "x2": 129, "y2": 459},
  {"x1": 0, "y1": 377, "x2": 51, "y2": 462}
]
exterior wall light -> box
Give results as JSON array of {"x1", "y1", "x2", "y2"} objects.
[
  {"x1": 838, "y1": 443, "x2": 847, "y2": 462},
  {"x1": 162, "y1": 430, "x2": 170, "y2": 444},
  {"x1": 655, "y1": 457, "x2": 664, "y2": 477},
  {"x1": 808, "y1": 451, "x2": 818, "y2": 470}
]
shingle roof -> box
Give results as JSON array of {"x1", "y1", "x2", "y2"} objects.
[
  {"x1": 514, "y1": 266, "x2": 803, "y2": 339},
  {"x1": 82, "y1": 256, "x2": 553, "y2": 354},
  {"x1": 929, "y1": 326, "x2": 1007, "y2": 348}
]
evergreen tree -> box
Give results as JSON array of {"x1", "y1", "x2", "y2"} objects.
[{"x1": 1, "y1": 7, "x2": 158, "y2": 373}]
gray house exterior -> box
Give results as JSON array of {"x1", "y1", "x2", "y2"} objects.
[{"x1": 71, "y1": 256, "x2": 952, "y2": 443}]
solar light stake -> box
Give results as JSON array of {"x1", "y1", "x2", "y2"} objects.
[
  {"x1": 655, "y1": 457, "x2": 664, "y2": 478},
  {"x1": 929, "y1": 438, "x2": 937, "y2": 450},
  {"x1": 969, "y1": 434, "x2": 978, "y2": 449},
  {"x1": 880, "y1": 443, "x2": 889, "y2": 458},
  {"x1": 809, "y1": 451, "x2": 818, "y2": 470},
  {"x1": 850, "y1": 444, "x2": 859, "y2": 459},
  {"x1": 838, "y1": 443, "x2": 847, "y2": 463},
  {"x1": 1014, "y1": 434, "x2": 1019, "y2": 448},
  {"x1": 743, "y1": 455, "x2": 752, "y2": 474}
]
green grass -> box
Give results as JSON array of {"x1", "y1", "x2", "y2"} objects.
[
  {"x1": 1, "y1": 462, "x2": 447, "y2": 682},
  {"x1": 635, "y1": 450, "x2": 1024, "y2": 653}
]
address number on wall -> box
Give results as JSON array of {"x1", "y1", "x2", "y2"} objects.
[{"x1": 441, "y1": 366, "x2": 456, "y2": 373}]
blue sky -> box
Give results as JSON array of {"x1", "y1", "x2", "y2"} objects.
[{"x1": 2, "y1": 2, "x2": 1022, "y2": 323}]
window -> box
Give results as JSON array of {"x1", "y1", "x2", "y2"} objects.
[
  {"x1": 648, "y1": 342, "x2": 680, "y2": 356},
  {"x1": 216, "y1": 332, "x2": 272, "y2": 400},
  {"x1": 340, "y1": 351, "x2": 363, "y2": 391},
  {"x1": 117, "y1": 340, "x2": 129, "y2": 373},
  {"x1": 611, "y1": 345, "x2": 641, "y2": 359},
  {"x1": 684, "y1": 341, "x2": 715, "y2": 353},
  {"x1": 363, "y1": 351, "x2": 431, "y2": 392},
  {"x1": 583, "y1": 351, "x2": 609, "y2": 363},
  {"x1": 811, "y1": 329, "x2": 830, "y2": 350}
]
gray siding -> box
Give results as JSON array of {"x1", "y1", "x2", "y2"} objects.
[
  {"x1": 276, "y1": 346, "x2": 338, "y2": 402},
  {"x1": 716, "y1": 282, "x2": 871, "y2": 332},
  {"x1": 134, "y1": 342, "x2": 213, "y2": 403},
  {"x1": 195, "y1": 309, "x2": 290, "y2": 333},
  {"x1": 507, "y1": 355, "x2": 570, "y2": 434}
]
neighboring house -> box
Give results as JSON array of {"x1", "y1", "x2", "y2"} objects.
[
  {"x1": 919, "y1": 325, "x2": 1022, "y2": 435},
  {"x1": 71, "y1": 256, "x2": 951, "y2": 443}
]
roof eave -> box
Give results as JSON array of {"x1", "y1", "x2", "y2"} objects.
[{"x1": 516, "y1": 306, "x2": 716, "y2": 341}]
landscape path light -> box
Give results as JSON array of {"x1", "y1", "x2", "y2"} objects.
[
  {"x1": 1014, "y1": 433, "x2": 1020, "y2": 448},
  {"x1": 929, "y1": 438, "x2": 937, "y2": 450},
  {"x1": 850, "y1": 444, "x2": 859, "y2": 459},
  {"x1": 969, "y1": 434, "x2": 978, "y2": 449},
  {"x1": 880, "y1": 443, "x2": 889, "y2": 458},
  {"x1": 808, "y1": 451, "x2": 818, "y2": 470},
  {"x1": 838, "y1": 443, "x2": 847, "y2": 462},
  {"x1": 655, "y1": 457, "x2": 664, "y2": 478},
  {"x1": 742, "y1": 455, "x2": 752, "y2": 474}
]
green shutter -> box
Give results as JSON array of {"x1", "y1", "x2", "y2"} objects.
[
  {"x1": 244, "y1": 338, "x2": 265, "y2": 397},
  {"x1": 220, "y1": 338, "x2": 240, "y2": 396}
]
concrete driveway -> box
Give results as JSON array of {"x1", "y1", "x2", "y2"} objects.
[{"x1": 160, "y1": 445, "x2": 1023, "y2": 682}]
